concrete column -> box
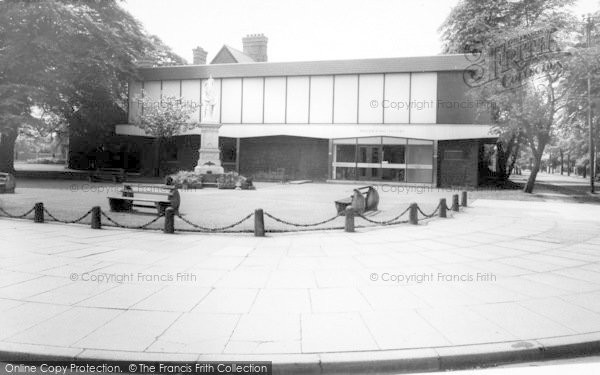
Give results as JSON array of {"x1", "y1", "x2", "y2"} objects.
[
  {"x1": 235, "y1": 138, "x2": 241, "y2": 173},
  {"x1": 432, "y1": 140, "x2": 438, "y2": 187}
]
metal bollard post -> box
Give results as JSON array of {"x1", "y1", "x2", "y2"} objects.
[
  {"x1": 34, "y1": 202, "x2": 44, "y2": 223},
  {"x1": 439, "y1": 198, "x2": 447, "y2": 218},
  {"x1": 409, "y1": 203, "x2": 418, "y2": 225},
  {"x1": 164, "y1": 207, "x2": 175, "y2": 234},
  {"x1": 461, "y1": 191, "x2": 468, "y2": 207},
  {"x1": 452, "y1": 194, "x2": 459, "y2": 212},
  {"x1": 91, "y1": 206, "x2": 101, "y2": 229},
  {"x1": 254, "y1": 209, "x2": 265, "y2": 237},
  {"x1": 344, "y1": 207, "x2": 355, "y2": 232}
]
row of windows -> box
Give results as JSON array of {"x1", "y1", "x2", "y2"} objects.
[{"x1": 129, "y1": 73, "x2": 438, "y2": 125}]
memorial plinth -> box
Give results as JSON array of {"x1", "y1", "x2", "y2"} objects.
[{"x1": 194, "y1": 121, "x2": 224, "y2": 174}]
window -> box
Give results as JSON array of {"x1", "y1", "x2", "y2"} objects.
[
  {"x1": 336, "y1": 145, "x2": 356, "y2": 163},
  {"x1": 382, "y1": 145, "x2": 405, "y2": 164}
]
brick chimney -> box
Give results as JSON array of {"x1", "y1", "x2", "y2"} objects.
[
  {"x1": 242, "y1": 34, "x2": 268, "y2": 62},
  {"x1": 192, "y1": 46, "x2": 207, "y2": 65}
]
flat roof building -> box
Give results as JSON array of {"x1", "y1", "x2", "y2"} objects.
[{"x1": 114, "y1": 36, "x2": 496, "y2": 186}]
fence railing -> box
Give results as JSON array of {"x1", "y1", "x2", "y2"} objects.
[{"x1": 0, "y1": 192, "x2": 469, "y2": 236}]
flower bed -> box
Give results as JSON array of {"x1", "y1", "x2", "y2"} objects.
[{"x1": 166, "y1": 170, "x2": 255, "y2": 190}]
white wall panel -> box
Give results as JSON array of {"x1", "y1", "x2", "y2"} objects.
[
  {"x1": 410, "y1": 72, "x2": 437, "y2": 124},
  {"x1": 128, "y1": 81, "x2": 143, "y2": 123},
  {"x1": 264, "y1": 77, "x2": 286, "y2": 123},
  {"x1": 181, "y1": 79, "x2": 201, "y2": 123},
  {"x1": 161, "y1": 80, "x2": 180, "y2": 99},
  {"x1": 334, "y1": 75, "x2": 358, "y2": 123},
  {"x1": 286, "y1": 76, "x2": 310, "y2": 123},
  {"x1": 143, "y1": 81, "x2": 161, "y2": 101},
  {"x1": 220, "y1": 78, "x2": 242, "y2": 123},
  {"x1": 384, "y1": 73, "x2": 410, "y2": 124},
  {"x1": 142, "y1": 81, "x2": 161, "y2": 120},
  {"x1": 358, "y1": 74, "x2": 384, "y2": 123},
  {"x1": 309, "y1": 75, "x2": 333, "y2": 123},
  {"x1": 242, "y1": 78, "x2": 263, "y2": 123}
]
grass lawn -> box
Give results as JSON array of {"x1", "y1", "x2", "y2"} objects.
[{"x1": 0, "y1": 173, "x2": 594, "y2": 232}]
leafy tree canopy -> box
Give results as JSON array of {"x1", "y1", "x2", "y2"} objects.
[{"x1": 0, "y1": 0, "x2": 185, "y2": 172}]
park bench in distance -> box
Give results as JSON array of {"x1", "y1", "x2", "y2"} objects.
[
  {"x1": 335, "y1": 185, "x2": 379, "y2": 215},
  {"x1": 88, "y1": 168, "x2": 127, "y2": 183},
  {"x1": 108, "y1": 184, "x2": 180, "y2": 215},
  {"x1": 0, "y1": 173, "x2": 16, "y2": 194}
]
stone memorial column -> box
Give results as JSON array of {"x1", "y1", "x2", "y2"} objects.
[{"x1": 195, "y1": 75, "x2": 225, "y2": 174}]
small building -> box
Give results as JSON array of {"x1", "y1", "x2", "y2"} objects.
[{"x1": 115, "y1": 35, "x2": 496, "y2": 186}]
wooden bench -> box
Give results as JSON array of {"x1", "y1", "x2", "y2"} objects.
[
  {"x1": 108, "y1": 184, "x2": 180, "y2": 215},
  {"x1": 0, "y1": 173, "x2": 16, "y2": 194},
  {"x1": 89, "y1": 168, "x2": 127, "y2": 183},
  {"x1": 335, "y1": 185, "x2": 379, "y2": 215}
]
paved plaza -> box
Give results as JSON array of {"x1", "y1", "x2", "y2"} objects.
[{"x1": 1, "y1": 197, "x2": 600, "y2": 371}]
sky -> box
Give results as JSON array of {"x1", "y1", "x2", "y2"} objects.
[{"x1": 120, "y1": 0, "x2": 600, "y2": 64}]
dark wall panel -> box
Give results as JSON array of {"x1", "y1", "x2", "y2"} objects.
[
  {"x1": 438, "y1": 139, "x2": 479, "y2": 187},
  {"x1": 240, "y1": 136, "x2": 329, "y2": 180},
  {"x1": 436, "y1": 71, "x2": 491, "y2": 125}
]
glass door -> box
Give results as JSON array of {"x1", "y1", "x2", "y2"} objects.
[{"x1": 357, "y1": 145, "x2": 382, "y2": 179}]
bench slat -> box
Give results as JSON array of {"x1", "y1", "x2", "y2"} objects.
[
  {"x1": 124, "y1": 184, "x2": 175, "y2": 190},
  {"x1": 120, "y1": 190, "x2": 172, "y2": 197},
  {"x1": 109, "y1": 196, "x2": 170, "y2": 203}
]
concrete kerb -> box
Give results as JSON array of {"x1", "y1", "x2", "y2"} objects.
[{"x1": 2, "y1": 333, "x2": 600, "y2": 374}]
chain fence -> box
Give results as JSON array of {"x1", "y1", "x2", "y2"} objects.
[{"x1": 0, "y1": 192, "x2": 467, "y2": 235}]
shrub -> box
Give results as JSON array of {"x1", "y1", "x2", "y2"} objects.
[
  {"x1": 166, "y1": 170, "x2": 255, "y2": 190},
  {"x1": 166, "y1": 170, "x2": 204, "y2": 188},
  {"x1": 26, "y1": 157, "x2": 66, "y2": 165}
]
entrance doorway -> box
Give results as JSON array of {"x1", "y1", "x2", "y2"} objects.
[
  {"x1": 332, "y1": 137, "x2": 433, "y2": 183},
  {"x1": 358, "y1": 145, "x2": 381, "y2": 180}
]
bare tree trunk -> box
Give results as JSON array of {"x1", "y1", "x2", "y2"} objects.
[
  {"x1": 507, "y1": 141, "x2": 521, "y2": 180},
  {"x1": 524, "y1": 153, "x2": 541, "y2": 193},
  {"x1": 0, "y1": 129, "x2": 18, "y2": 174},
  {"x1": 567, "y1": 153, "x2": 570, "y2": 176},
  {"x1": 496, "y1": 141, "x2": 507, "y2": 181},
  {"x1": 560, "y1": 150, "x2": 564, "y2": 175}
]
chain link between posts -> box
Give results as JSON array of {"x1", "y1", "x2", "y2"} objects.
[
  {"x1": 101, "y1": 210, "x2": 164, "y2": 230},
  {"x1": 44, "y1": 208, "x2": 93, "y2": 224},
  {"x1": 0, "y1": 206, "x2": 35, "y2": 219},
  {"x1": 175, "y1": 212, "x2": 254, "y2": 232},
  {"x1": 356, "y1": 206, "x2": 411, "y2": 225},
  {"x1": 263, "y1": 212, "x2": 341, "y2": 227},
  {"x1": 416, "y1": 202, "x2": 441, "y2": 219}
]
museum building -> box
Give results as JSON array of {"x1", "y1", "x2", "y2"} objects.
[{"x1": 115, "y1": 34, "x2": 496, "y2": 186}]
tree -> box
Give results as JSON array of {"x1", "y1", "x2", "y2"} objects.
[
  {"x1": 441, "y1": 0, "x2": 577, "y2": 192},
  {"x1": 475, "y1": 68, "x2": 569, "y2": 192},
  {"x1": 440, "y1": 0, "x2": 575, "y2": 54},
  {"x1": 558, "y1": 10, "x2": 600, "y2": 178},
  {"x1": 0, "y1": 0, "x2": 185, "y2": 173},
  {"x1": 135, "y1": 93, "x2": 199, "y2": 176}
]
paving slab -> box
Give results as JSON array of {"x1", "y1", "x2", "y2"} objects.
[{"x1": 2, "y1": 199, "x2": 600, "y2": 372}]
